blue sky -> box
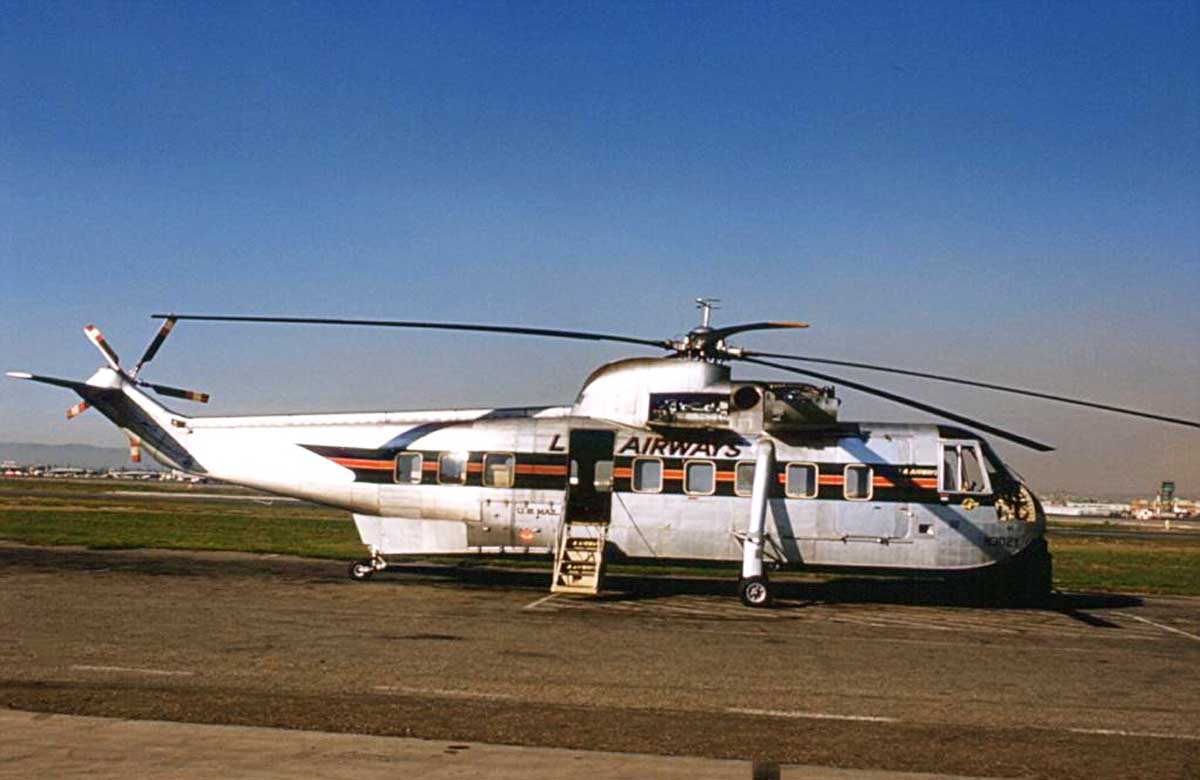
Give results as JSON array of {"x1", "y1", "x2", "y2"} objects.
[{"x1": 2, "y1": 1, "x2": 1197, "y2": 496}]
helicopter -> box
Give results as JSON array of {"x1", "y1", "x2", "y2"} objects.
[{"x1": 9, "y1": 299, "x2": 1198, "y2": 607}]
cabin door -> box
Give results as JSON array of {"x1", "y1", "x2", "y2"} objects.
[{"x1": 564, "y1": 429, "x2": 616, "y2": 523}]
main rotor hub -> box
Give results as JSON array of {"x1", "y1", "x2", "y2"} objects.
[
  {"x1": 677, "y1": 299, "x2": 735, "y2": 361},
  {"x1": 679, "y1": 327, "x2": 733, "y2": 362}
]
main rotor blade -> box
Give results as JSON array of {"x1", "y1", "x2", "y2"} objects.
[
  {"x1": 741, "y1": 357, "x2": 1055, "y2": 452},
  {"x1": 152, "y1": 314, "x2": 673, "y2": 351},
  {"x1": 746, "y1": 350, "x2": 1200, "y2": 430},
  {"x1": 141, "y1": 381, "x2": 210, "y2": 403},
  {"x1": 708, "y1": 321, "x2": 809, "y2": 340},
  {"x1": 132, "y1": 316, "x2": 177, "y2": 377},
  {"x1": 83, "y1": 325, "x2": 121, "y2": 371}
]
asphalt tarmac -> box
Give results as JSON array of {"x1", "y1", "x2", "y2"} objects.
[{"x1": 2, "y1": 544, "x2": 1198, "y2": 779}]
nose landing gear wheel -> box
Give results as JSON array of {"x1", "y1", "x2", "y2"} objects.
[
  {"x1": 739, "y1": 575, "x2": 773, "y2": 608},
  {"x1": 349, "y1": 560, "x2": 375, "y2": 581}
]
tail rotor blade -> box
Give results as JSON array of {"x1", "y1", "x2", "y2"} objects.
[
  {"x1": 66, "y1": 401, "x2": 90, "y2": 420},
  {"x1": 132, "y1": 316, "x2": 176, "y2": 378},
  {"x1": 127, "y1": 435, "x2": 141, "y2": 463},
  {"x1": 83, "y1": 325, "x2": 122, "y2": 372},
  {"x1": 142, "y1": 381, "x2": 209, "y2": 403}
]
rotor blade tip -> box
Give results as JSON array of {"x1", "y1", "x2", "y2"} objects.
[{"x1": 6, "y1": 371, "x2": 32, "y2": 380}]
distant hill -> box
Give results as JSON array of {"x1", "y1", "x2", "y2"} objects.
[{"x1": 0, "y1": 442, "x2": 162, "y2": 470}]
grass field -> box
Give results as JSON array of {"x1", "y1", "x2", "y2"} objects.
[
  {"x1": 2, "y1": 478, "x2": 1198, "y2": 596},
  {"x1": 1049, "y1": 536, "x2": 1200, "y2": 595}
]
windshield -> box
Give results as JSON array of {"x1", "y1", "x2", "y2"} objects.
[{"x1": 980, "y1": 440, "x2": 1024, "y2": 485}]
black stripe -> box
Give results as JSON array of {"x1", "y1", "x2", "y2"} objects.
[
  {"x1": 300, "y1": 445, "x2": 989, "y2": 506},
  {"x1": 301, "y1": 445, "x2": 569, "y2": 490}
]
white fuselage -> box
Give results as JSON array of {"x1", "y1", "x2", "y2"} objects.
[{"x1": 81, "y1": 360, "x2": 1045, "y2": 574}]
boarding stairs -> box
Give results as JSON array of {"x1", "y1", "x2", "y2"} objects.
[{"x1": 551, "y1": 520, "x2": 608, "y2": 595}]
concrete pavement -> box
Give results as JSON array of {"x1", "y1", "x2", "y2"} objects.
[{"x1": 0, "y1": 708, "x2": 998, "y2": 780}]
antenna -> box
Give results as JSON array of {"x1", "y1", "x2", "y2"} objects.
[{"x1": 695, "y1": 298, "x2": 721, "y2": 329}]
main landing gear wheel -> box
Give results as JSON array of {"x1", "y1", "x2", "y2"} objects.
[
  {"x1": 349, "y1": 560, "x2": 375, "y2": 581},
  {"x1": 739, "y1": 575, "x2": 773, "y2": 608}
]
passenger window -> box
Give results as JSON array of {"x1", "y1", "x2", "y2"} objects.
[
  {"x1": 394, "y1": 452, "x2": 422, "y2": 484},
  {"x1": 844, "y1": 464, "x2": 873, "y2": 500},
  {"x1": 594, "y1": 460, "x2": 613, "y2": 492},
  {"x1": 483, "y1": 453, "x2": 514, "y2": 488},
  {"x1": 438, "y1": 452, "x2": 468, "y2": 485},
  {"x1": 632, "y1": 458, "x2": 662, "y2": 493},
  {"x1": 734, "y1": 461, "x2": 755, "y2": 496},
  {"x1": 684, "y1": 461, "x2": 715, "y2": 495},
  {"x1": 940, "y1": 442, "x2": 988, "y2": 494},
  {"x1": 785, "y1": 463, "x2": 818, "y2": 498}
]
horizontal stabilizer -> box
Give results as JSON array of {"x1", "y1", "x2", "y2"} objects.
[{"x1": 7, "y1": 371, "x2": 123, "y2": 405}]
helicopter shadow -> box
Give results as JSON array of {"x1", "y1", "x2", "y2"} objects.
[
  {"x1": 382, "y1": 562, "x2": 1144, "y2": 614},
  {"x1": 598, "y1": 574, "x2": 1144, "y2": 612}
]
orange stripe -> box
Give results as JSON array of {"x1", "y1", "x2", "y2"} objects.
[
  {"x1": 818, "y1": 475, "x2": 844, "y2": 485},
  {"x1": 714, "y1": 472, "x2": 736, "y2": 482},
  {"x1": 662, "y1": 469, "x2": 684, "y2": 480},
  {"x1": 514, "y1": 464, "x2": 568, "y2": 476},
  {"x1": 613, "y1": 468, "x2": 632, "y2": 478},
  {"x1": 331, "y1": 457, "x2": 393, "y2": 471},
  {"x1": 872, "y1": 477, "x2": 895, "y2": 488}
]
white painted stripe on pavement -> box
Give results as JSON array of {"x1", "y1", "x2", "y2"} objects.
[
  {"x1": 523, "y1": 593, "x2": 559, "y2": 610},
  {"x1": 727, "y1": 707, "x2": 898, "y2": 723},
  {"x1": 71, "y1": 665, "x2": 194, "y2": 677},
  {"x1": 373, "y1": 686, "x2": 516, "y2": 701},
  {"x1": 1127, "y1": 614, "x2": 1200, "y2": 642},
  {"x1": 1065, "y1": 727, "x2": 1200, "y2": 742}
]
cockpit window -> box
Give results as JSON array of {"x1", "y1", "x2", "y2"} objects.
[
  {"x1": 942, "y1": 447, "x2": 960, "y2": 492},
  {"x1": 939, "y1": 441, "x2": 990, "y2": 494},
  {"x1": 980, "y1": 440, "x2": 1022, "y2": 487},
  {"x1": 961, "y1": 447, "x2": 985, "y2": 492}
]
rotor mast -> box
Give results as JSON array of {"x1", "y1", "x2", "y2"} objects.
[{"x1": 696, "y1": 297, "x2": 719, "y2": 329}]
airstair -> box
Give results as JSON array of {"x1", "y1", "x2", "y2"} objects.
[{"x1": 551, "y1": 520, "x2": 608, "y2": 595}]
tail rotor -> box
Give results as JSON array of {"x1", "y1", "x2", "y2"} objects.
[{"x1": 68, "y1": 319, "x2": 210, "y2": 430}]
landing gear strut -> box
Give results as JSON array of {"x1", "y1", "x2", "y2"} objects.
[
  {"x1": 349, "y1": 549, "x2": 387, "y2": 582},
  {"x1": 739, "y1": 438, "x2": 776, "y2": 609}
]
